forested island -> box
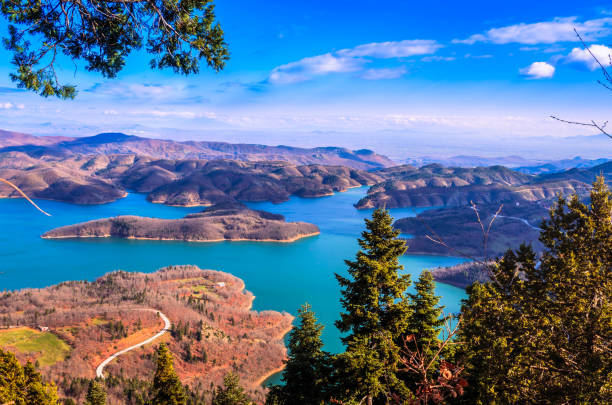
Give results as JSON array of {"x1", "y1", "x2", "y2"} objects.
[{"x1": 42, "y1": 203, "x2": 319, "y2": 243}]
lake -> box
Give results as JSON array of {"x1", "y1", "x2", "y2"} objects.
[{"x1": 0, "y1": 187, "x2": 466, "y2": 380}]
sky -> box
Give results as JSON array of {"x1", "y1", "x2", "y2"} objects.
[{"x1": 0, "y1": 0, "x2": 612, "y2": 160}]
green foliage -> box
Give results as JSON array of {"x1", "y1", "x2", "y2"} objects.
[
  {"x1": 334, "y1": 208, "x2": 412, "y2": 403},
  {"x1": 402, "y1": 270, "x2": 446, "y2": 391},
  {"x1": 0, "y1": 328, "x2": 71, "y2": 366},
  {"x1": 407, "y1": 271, "x2": 445, "y2": 357},
  {"x1": 457, "y1": 177, "x2": 612, "y2": 404},
  {"x1": 85, "y1": 380, "x2": 107, "y2": 405},
  {"x1": 212, "y1": 372, "x2": 251, "y2": 405},
  {"x1": 0, "y1": 348, "x2": 59, "y2": 404},
  {"x1": 267, "y1": 303, "x2": 331, "y2": 404},
  {"x1": 150, "y1": 343, "x2": 187, "y2": 405},
  {"x1": 0, "y1": 0, "x2": 229, "y2": 98}
]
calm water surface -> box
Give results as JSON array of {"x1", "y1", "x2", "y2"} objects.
[{"x1": 0, "y1": 187, "x2": 466, "y2": 368}]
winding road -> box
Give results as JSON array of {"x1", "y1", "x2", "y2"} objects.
[
  {"x1": 497, "y1": 215, "x2": 542, "y2": 231},
  {"x1": 95, "y1": 309, "x2": 171, "y2": 378}
]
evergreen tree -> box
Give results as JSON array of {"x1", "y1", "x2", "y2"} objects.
[
  {"x1": 212, "y1": 372, "x2": 251, "y2": 405},
  {"x1": 457, "y1": 177, "x2": 612, "y2": 404},
  {"x1": 334, "y1": 208, "x2": 413, "y2": 404},
  {"x1": 267, "y1": 303, "x2": 331, "y2": 404},
  {"x1": 407, "y1": 271, "x2": 444, "y2": 356},
  {"x1": 402, "y1": 270, "x2": 446, "y2": 391},
  {"x1": 0, "y1": 0, "x2": 228, "y2": 98},
  {"x1": 150, "y1": 344, "x2": 187, "y2": 405},
  {"x1": 84, "y1": 380, "x2": 106, "y2": 405},
  {"x1": 0, "y1": 349, "x2": 59, "y2": 405}
]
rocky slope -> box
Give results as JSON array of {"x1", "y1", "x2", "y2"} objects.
[
  {"x1": 42, "y1": 203, "x2": 319, "y2": 242},
  {"x1": 0, "y1": 130, "x2": 395, "y2": 170}
]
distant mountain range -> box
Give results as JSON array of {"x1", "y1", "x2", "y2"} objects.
[
  {"x1": 404, "y1": 155, "x2": 609, "y2": 173},
  {"x1": 0, "y1": 130, "x2": 394, "y2": 170}
]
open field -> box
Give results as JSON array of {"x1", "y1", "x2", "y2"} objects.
[{"x1": 0, "y1": 327, "x2": 71, "y2": 366}]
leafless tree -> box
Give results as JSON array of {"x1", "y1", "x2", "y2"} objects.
[
  {"x1": 395, "y1": 315, "x2": 467, "y2": 405},
  {"x1": 550, "y1": 28, "x2": 612, "y2": 140},
  {"x1": 418, "y1": 202, "x2": 502, "y2": 285}
]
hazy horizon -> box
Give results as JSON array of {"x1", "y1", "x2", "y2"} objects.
[{"x1": 1, "y1": 0, "x2": 612, "y2": 160}]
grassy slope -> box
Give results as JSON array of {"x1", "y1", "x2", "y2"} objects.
[{"x1": 0, "y1": 327, "x2": 71, "y2": 366}]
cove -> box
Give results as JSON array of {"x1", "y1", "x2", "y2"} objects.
[{"x1": 0, "y1": 187, "x2": 466, "y2": 365}]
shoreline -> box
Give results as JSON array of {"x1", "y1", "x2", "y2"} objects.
[
  {"x1": 253, "y1": 323, "x2": 294, "y2": 387},
  {"x1": 42, "y1": 231, "x2": 321, "y2": 243}
]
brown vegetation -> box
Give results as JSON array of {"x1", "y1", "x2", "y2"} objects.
[
  {"x1": 0, "y1": 150, "x2": 383, "y2": 206},
  {"x1": 42, "y1": 202, "x2": 319, "y2": 242},
  {"x1": 356, "y1": 163, "x2": 610, "y2": 209},
  {"x1": 0, "y1": 266, "x2": 293, "y2": 403}
]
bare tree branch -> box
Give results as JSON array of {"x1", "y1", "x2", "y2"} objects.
[
  {"x1": 0, "y1": 178, "x2": 51, "y2": 216},
  {"x1": 551, "y1": 28, "x2": 612, "y2": 139}
]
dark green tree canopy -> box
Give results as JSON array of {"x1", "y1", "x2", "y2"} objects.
[
  {"x1": 335, "y1": 208, "x2": 413, "y2": 404},
  {"x1": 458, "y1": 177, "x2": 612, "y2": 404},
  {"x1": 0, "y1": 348, "x2": 59, "y2": 405},
  {"x1": 151, "y1": 343, "x2": 187, "y2": 405},
  {"x1": 84, "y1": 380, "x2": 107, "y2": 405},
  {"x1": 0, "y1": 0, "x2": 229, "y2": 98},
  {"x1": 212, "y1": 372, "x2": 251, "y2": 405},
  {"x1": 270, "y1": 303, "x2": 331, "y2": 405}
]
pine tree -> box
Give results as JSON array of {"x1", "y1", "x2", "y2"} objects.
[
  {"x1": 267, "y1": 303, "x2": 331, "y2": 404},
  {"x1": 150, "y1": 344, "x2": 187, "y2": 405},
  {"x1": 84, "y1": 380, "x2": 107, "y2": 405},
  {"x1": 212, "y1": 372, "x2": 252, "y2": 405},
  {"x1": 0, "y1": 349, "x2": 59, "y2": 405},
  {"x1": 458, "y1": 177, "x2": 612, "y2": 404},
  {"x1": 402, "y1": 271, "x2": 445, "y2": 390},
  {"x1": 407, "y1": 271, "x2": 445, "y2": 356},
  {"x1": 334, "y1": 208, "x2": 412, "y2": 404}
]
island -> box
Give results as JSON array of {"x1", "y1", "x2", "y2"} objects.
[
  {"x1": 42, "y1": 203, "x2": 320, "y2": 242},
  {"x1": 0, "y1": 265, "x2": 294, "y2": 403}
]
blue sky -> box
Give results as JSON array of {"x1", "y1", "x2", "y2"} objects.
[{"x1": 0, "y1": 0, "x2": 611, "y2": 159}]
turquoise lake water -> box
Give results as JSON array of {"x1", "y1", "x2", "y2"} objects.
[{"x1": 0, "y1": 187, "x2": 466, "y2": 382}]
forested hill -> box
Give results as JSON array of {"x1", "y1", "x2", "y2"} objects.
[{"x1": 356, "y1": 162, "x2": 612, "y2": 209}]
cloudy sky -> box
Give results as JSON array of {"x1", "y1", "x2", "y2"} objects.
[{"x1": 0, "y1": 0, "x2": 611, "y2": 159}]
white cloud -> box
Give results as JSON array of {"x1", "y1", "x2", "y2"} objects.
[
  {"x1": 454, "y1": 17, "x2": 612, "y2": 45},
  {"x1": 131, "y1": 110, "x2": 203, "y2": 119},
  {"x1": 520, "y1": 62, "x2": 556, "y2": 79},
  {"x1": 421, "y1": 55, "x2": 456, "y2": 62},
  {"x1": 360, "y1": 67, "x2": 407, "y2": 80},
  {"x1": 269, "y1": 53, "x2": 364, "y2": 84},
  {"x1": 0, "y1": 102, "x2": 14, "y2": 109},
  {"x1": 338, "y1": 39, "x2": 441, "y2": 58},
  {"x1": 268, "y1": 39, "x2": 440, "y2": 84},
  {"x1": 88, "y1": 82, "x2": 189, "y2": 100},
  {"x1": 565, "y1": 44, "x2": 612, "y2": 70}
]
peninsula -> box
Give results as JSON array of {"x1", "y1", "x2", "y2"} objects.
[{"x1": 0, "y1": 266, "x2": 294, "y2": 403}]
